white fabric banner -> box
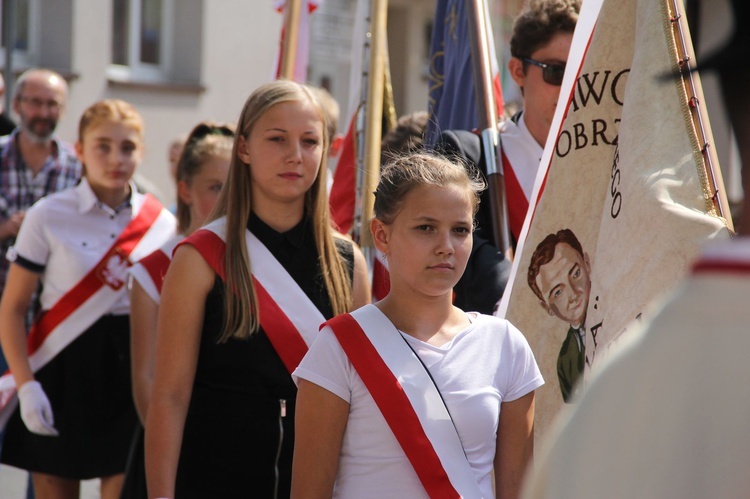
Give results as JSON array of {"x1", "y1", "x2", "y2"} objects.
[{"x1": 497, "y1": 0, "x2": 732, "y2": 439}]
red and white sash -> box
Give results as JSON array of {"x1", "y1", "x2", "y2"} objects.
[
  {"x1": 498, "y1": 120, "x2": 542, "y2": 241},
  {"x1": 371, "y1": 248, "x2": 390, "y2": 302},
  {"x1": 181, "y1": 218, "x2": 325, "y2": 373},
  {"x1": 128, "y1": 234, "x2": 182, "y2": 304},
  {"x1": 500, "y1": 150, "x2": 528, "y2": 242},
  {"x1": 325, "y1": 304, "x2": 482, "y2": 499},
  {"x1": 0, "y1": 194, "x2": 175, "y2": 424},
  {"x1": 691, "y1": 239, "x2": 750, "y2": 275}
]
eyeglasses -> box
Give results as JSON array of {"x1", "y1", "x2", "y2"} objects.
[
  {"x1": 523, "y1": 58, "x2": 566, "y2": 86},
  {"x1": 19, "y1": 96, "x2": 63, "y2": 111}
]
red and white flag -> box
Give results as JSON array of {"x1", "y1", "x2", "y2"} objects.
[
  {"x1": 329, "y1": 0, "x2": 366, "y2": 235},
  {"x1": 273, "y1": 0, "x2": 321, "y2": 82},
  {"x1": 328, "y1": 0, "x2": 392, "y2": 301}
]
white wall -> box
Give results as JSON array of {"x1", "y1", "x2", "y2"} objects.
[{"x1": 57, "y1": 0, "x2": 282, "y2": 206}]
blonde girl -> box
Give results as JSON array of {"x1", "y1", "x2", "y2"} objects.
[
  {"x1": 292, "y1": 153, "x2": 543, "y2": 499},
  {"x1": 0, "y1": 99, "x2": 175, "y2": 499},
  {"x1": 146, "y1": 80, "x2": 370, "y2": 498}
]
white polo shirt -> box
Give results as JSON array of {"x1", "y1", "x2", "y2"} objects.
[{"x1": 8, "y1": 178, "x2": 145, "y2": 316}]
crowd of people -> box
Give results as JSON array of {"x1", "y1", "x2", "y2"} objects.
[
  {"x1": 0, "y1": 0, "x2": 743, "y2": 497},
  {"x1": 0, "y1": 0, "x2": 575, "y2": 497}
]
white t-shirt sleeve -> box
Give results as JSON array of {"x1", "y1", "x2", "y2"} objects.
[
  {"x1": 498, "y1": 319, "x2": 544, "y2": 402},
  {"x1": 9, "y1": 199, "x2": 51, "y2": 267},
  {"x1": 293, "y1": 325, "x2": 353, "y2": 403}
]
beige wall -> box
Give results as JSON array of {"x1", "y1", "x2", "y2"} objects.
[{"x1": 54, "y1": 0, "x2": 281, "y2": 206}]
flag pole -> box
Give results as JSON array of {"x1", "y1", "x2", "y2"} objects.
[
  {"x1": 382, "y1": 37, "x2": 398, "y2": 133},
  {"x1": 351, "y1": 0, "x2": 372, "y2": 247},
  {"x1": 668, "y1": 0, "x2": 734, "y2": 230},
  {"x1": 466, "y1": 0, "x2": 513, "y2": 257},
  {"x1": 279, "y1": 0, "x2": 303, "y2": 79},
  {"x1": 357, "y1": 0, "x2": 388, "y2": 250}
]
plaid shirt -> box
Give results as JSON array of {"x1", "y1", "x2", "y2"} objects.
[{"x1": 0, "y1": 129, "x2": 82, "y2": 294}]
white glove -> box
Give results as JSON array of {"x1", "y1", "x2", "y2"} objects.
[{"x1": 18, "y1": 380, "x2": 59, "y2": 436}]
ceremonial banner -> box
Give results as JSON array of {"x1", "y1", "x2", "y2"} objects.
[
  {"x1": 425, "y1": 0, "x2": 504, "y2": 147},
  {"x1": 522, "y1": 239, "x2": 750, "y2": 498},
  {"x1": 498, "y1": 0, "x2": 732, "y2": 439}
]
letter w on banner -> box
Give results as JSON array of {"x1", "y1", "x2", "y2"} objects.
[
  {"x1": 273, "y1": 0, "x2": 320, "y2": 82},
  {"x1": 497, "y1": 0, "x2": 733, "y2": 441}
]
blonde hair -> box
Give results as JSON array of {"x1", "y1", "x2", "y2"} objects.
[
  {"x1": 212, "y1": 80, "x2": 352, "y2": 342},
  {"x1": 310, "y1": 86, "x2": 340, "y2": 142},
  {"x1": 78, "y1": 99, "x2": 144, "y2": 143},
  {"x1": 374, "y1": 153, "x2": 486, "y2": 225},
  {"x1": 175, "y1": 121, "x2": 235, "y2": 234}
]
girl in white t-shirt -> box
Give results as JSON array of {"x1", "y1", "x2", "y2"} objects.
[
  {"x1": 0, "y1": 99, "x2": 174, "y2": 499},
  {"x1": 292, "y1": 153, "x2": 544, "y2": 499}
]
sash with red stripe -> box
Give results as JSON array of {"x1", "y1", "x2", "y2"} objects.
[
  {"x1": 0, "y1": 194, "x2": 175, "y2": 423},
  {"x1": 128, "y1": 235, "x2": 182, "y2": 304},
  {"x1": 329, "y1": 113, "x2": 357, "y2": 234},
  {"x1": 691, "y1": 240, "x2": 750, "y2": 275},
  {"x1": 501, "y1": 150, "x2": 529, "y2": 241},
  {"x1": 325, "y1": 304, "x2": 482, "y2": 498},
  {"x1": 180, "y1": 218, "x2": 324, "y2": 373},
  {"x1": 371, "y1": 250, "x2": 390, "y2": 302}
]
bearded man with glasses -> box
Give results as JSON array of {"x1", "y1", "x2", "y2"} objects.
[{"x1": 0, "y1": 68, "x2": 82, "y2": 369}]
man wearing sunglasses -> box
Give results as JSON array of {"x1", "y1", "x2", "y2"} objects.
[{"x1": 502, "y1": 0, "x2": 580, "y2": 204}]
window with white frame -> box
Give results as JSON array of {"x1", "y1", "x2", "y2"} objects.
[
  {"x1": 110, "y1": 0, "x2": 174, "y2": 81},
  {"x1": 0, "y1": 0, "x2": 36, "y2": 68}
]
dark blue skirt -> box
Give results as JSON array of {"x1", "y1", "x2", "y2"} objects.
[{"x1": 1, "y1": 314, "x2": 136, "y2": 479}]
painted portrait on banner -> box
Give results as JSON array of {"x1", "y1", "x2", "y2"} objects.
[
  {"x1": 526, "y1": 228, "x2": 591, "y2": 403},
  {"x1": 498, "y1": 0, "x2": 732, "y2": 441}
]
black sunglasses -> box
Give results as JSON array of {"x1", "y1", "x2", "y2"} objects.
[{"x1": 523, "y1": 58, "x2": 566, "y2": 86}]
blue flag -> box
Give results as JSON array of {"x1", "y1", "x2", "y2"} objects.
[{"x1": 425, "y1": 0, "x2": 504, "y2": 147}]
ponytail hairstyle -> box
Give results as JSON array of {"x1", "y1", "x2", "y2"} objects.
[
  {"x1": 211, "y1": 79, "x2": 352, "y2": 342},
  {"x1": 175, "y1": 121, "x2": 235, "y2": 234}
]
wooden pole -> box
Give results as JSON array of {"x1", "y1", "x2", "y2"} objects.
[
  {"x1": 359, "y1": 0, "x2": 388, "y2": 249},
  {"x1": 668, "y1": 0, "x2": 734, "y2": 230},
  {"x1": 279, "y1": 0, "x2": 303, "y2": 80},
  {"x1": 382, "y1": 37, "x2": 398, "y2": 132},
  {"x1": 466, "y1": 0, "x2": 513, "y2": 256}
]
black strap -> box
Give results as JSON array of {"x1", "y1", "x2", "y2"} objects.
[{"x1": 395, "y1": 325, "x2": 470, "y2": 460}]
